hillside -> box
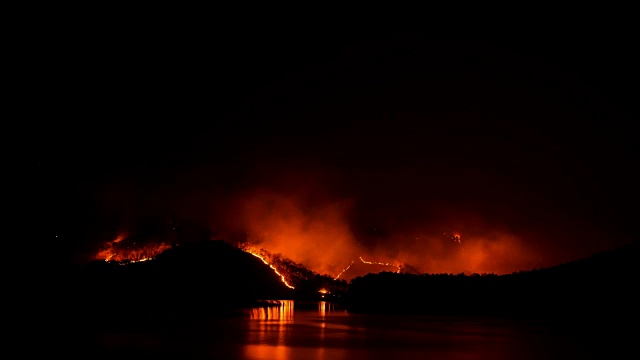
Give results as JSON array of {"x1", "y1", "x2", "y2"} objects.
[
  {"x1": 57, "y1": 236, "x2": 640, "y2": 331},
  {"x1": 60, "y1": 239, "x2": 352, "y2": 331},
  {"x1": 75, "y1": 241, "x2": 292, "y2": 306},
  {"x1": 344, "y1": 241, "x2": 640, "y2": 318}
]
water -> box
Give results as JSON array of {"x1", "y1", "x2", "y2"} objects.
[{"x1": 85, "y1": 300, "x2": 630, "y2": 359}]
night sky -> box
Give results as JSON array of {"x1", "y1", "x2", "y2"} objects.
[{"x1": 33, "y1": 21, "x2": 638, "y2": 276}]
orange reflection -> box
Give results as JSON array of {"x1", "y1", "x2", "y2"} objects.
[
  {"x1": 250, "y1": 300, "x2": 294, "y2": 322},
  {"x1": 318, "y1": 301, "x2": 337, "y2": 317},
  {"x1": 319, "y1": 301, "x2": 327, "y2": 317},
  {"x1": 245, "y1": 344, "x2": 292, "y2": 359},
  {"x1": 247, "y1": 300, "x2": 294, "y2": 359}
]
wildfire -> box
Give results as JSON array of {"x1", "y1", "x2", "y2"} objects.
[
  {"x1": 318, "y1": 288, "x2": 329, "y2": 298},
  {"x1": 444, "y1": 232, "x2": 462, "y2": 244},
  {"x1": 95, "y1": 233, "x2": 172, "y2": 263},
  {"x1": 359, "y1": 256, "x2": 401, "y2": 273},
  {"x1": 244, "y1": 248, "x2": 295, "y2": 289},
  {"x1": 334, "y1": 256, "x2": 401, "y2": 279},
  {"x1": 318, "y1": 301, "x2": 337, "y2": 316},
  {"x1": 334, "y1": 260, "x2": 355, "y2": 280}
]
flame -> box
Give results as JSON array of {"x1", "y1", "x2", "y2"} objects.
[
  {"x1": 318, "y1": 288, "x2": 329, "y2": 299},
  {"x1": 359, "y1": 256, "x2": 401, "y2": 273},
  {"x1": 451, "y1": 232, "x2": 462, "y2": 244},
  {"x1": 95, "y1": 233, "x2": 172, "y2": 263},
  {"x1": 244, "y1": 247, "x2": 295, "y2": 289},
  {"x1": 333, "y1": 260, "x2": 355, "y2": 280},
  {"x1": 333, "y1": 256, "x2": 402, "y2": 280}
]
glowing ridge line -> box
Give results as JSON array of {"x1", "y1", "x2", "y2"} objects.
[
  {"x1": 247, "y1": 252, "x2": 296, "y2": 289},
  {"x1": 334, "y1": 260, "x2": 355, "y2": 280},
  {"x1": 335, "y1": 256, "x2": 402, "y2": 279},
  {"x1": 359, "y1": 256, "x2": 402, "y2": 273}
]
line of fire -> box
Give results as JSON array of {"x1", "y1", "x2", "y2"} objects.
[
  {"x1": 88, "y1": 218, "x2": 440, "y2": 302},
  {"x1": 75, "y1": 216, "x2": 639, "y2": 322}
]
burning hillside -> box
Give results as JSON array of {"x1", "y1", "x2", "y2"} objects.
[
  {"x1": 95, "y1": 233, "x2": 172, "y2": 263},
  {"x1": 334, "y1": 257, "x2": 400, "y2": 280},
  {"x1": 238, "y1": 243, "x2": 299, "y2": 289},
  {"x1": 93, "y1": 230, "x2": 424, "y2": 287},
  {"x1": 90, "y1": 216, "x2": 465, "y2": 290},
  {"x1": 92, "y1": 217, "x2": 212, "y2": 264}
]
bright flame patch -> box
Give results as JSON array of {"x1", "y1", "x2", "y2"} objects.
[
  {"x1": 238, "y1": 243, "x2": 296, "y2": 289},
  {"x1": 95, "y1": 233, "x2": 171, "y2": 264}
]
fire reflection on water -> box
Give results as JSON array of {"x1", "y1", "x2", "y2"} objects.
[
  {"x1": 250, "y1": 300, "x2": 294, "y2": 322},
  {"x1": 249, "y1": 300, "x2": 339, "y2": 321},
  {"x1": 318, "y1": 301, "x2": 336, "y2": 317},
  {"x1": 246, "y1": 300, "x2": 339, "y2": 359},
  {"x1": 244, "y1": 300, "x2": 590, "y2": 360},
  {"x1": 243, "y1": 300, "x2": 552, "y2": 359},
  {"x1": 247, "y1": 300, "x2": 295, "y2": 358}
]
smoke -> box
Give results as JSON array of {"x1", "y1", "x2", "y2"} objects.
[
  {"x1": 47, "y1": 28, "x2": 637, "y2": 279},
  {"x1": 203, "y1": 159, "x2": 544, "y2": 277},
  {"x1": 210, "y1": 163, "x2": 364, "y2": 277},
  {"x1": 77, "y1": 109, "x2": 618, "y2": 276},
  {"x1": 84, "y1": 151, "x2": 610, "y2": 278},
  {"x1": 380, "y1": 229, "x2": 538, "y2": 275},
  {"x1": 235, "y1": 189, "x2": 358, "y2": 276},
  {"x1": 80, "y1": 124, "x2": 611, "y2": 278}
]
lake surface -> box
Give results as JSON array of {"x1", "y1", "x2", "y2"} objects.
[{"x1": 86, "y1": 300, "x2": 630, "y2": 359}]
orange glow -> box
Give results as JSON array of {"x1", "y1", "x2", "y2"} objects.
[
  {"x1": 318, "y1": 301, "x2": 339, "y2": 317},
  {"x1": 247, "y1": 300, "x2": 293, "y2": 358},
  {"x1": 333, "y1": 256, "x2": 401, "y2": 280},
  {"x1": 95, "y1": 233, "x2": 171, "y2": 263},
  {"x1": 228, "y1": 188, "x2": 359, "y2": 277},
  {"x1": 318, "y1": 289, "x2": 328, "y2": 294},
  {"x1": 318, "y1": 301, "x2": 327, "y2": 316},
  {"x1": 359, "y1": 256, "x2": 401, "y2": 272},
  {"x1": 333, "y1": 260, "x2": 354, "y2": 280},
  {"x1": 250, "y1": 300, "x2": 294, "y2": 321},
  {"x1": 243, "y1": 246, "x2": 295, "y2": 289},
  {"x1": 113, "y1": 234, "x2": 125, "y2": 243},
  {"x1": 215, "y1": 187, "x2": 543, "y2": 279},
  {"x1": 386, "y1": 229, "x2": 539, "y2": 275}
]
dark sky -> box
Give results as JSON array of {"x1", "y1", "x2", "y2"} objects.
[{"x1": 33, "y1": 21, "x2": 638, "y2": 274}]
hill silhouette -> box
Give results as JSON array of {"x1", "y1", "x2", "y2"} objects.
[
  {"x1": 344, "y1": 241, "x2": 640, "y2": 318},
  {"x1": 50, "y1": 236, "x2": 639, "y2": 359},
  {"x1": 60, "y1": 240, "x2": 294, "y2": 336},
  {"x1": 65, "y1": 237, "x2": 640, "y2": 323},
  {"x1": 62, "y1": 239, "x2": 351, "y2": 332}
]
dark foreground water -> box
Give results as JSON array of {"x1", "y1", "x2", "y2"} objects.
[{"x1": 79, "y1": 300, "x2": 632, "y2": 359}]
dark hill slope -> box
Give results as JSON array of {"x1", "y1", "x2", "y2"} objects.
[
  {"x1": 345, "y1": 241, "x2": 640, "y2": 318},
  {"x1": 64, "y1": 240, "x2": 294, "y2": 332}
]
